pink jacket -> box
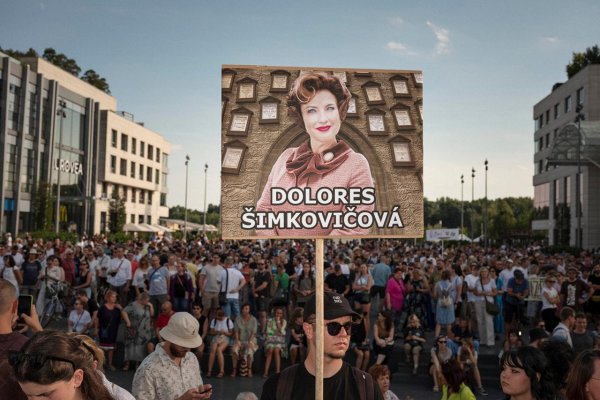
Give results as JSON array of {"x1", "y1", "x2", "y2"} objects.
[{"x1": 256, "y1": 143, "x2": 375, "y2": 237}]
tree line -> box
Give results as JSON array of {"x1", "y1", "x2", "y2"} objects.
[
  {"x1": 0, "y1": 46, "x2": 111, "y2": 93},
  {"x1": 424, "y1": 197, "x2": 534, "y2": 240}
]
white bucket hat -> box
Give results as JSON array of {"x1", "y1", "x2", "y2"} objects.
[{"x1": 159, "y1": 312, "x2": 203, "y2": 348}]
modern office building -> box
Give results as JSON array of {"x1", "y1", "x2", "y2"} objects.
[
  {"x1": 532, "y1": 64, "x2": 600, "y2": 248},
  {"x1": 0, "y1": 51, "x2": 170, "y2": 235}
]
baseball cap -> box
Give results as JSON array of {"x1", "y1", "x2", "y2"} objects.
[
  {"x1": 529, "y1": 328, "x2": 549, "y2": 343},
  {"x1": 304, "y1": 292, "x2": 360, "y2": 321},
  {"x1": 159, "y1": 312, "x2": 203, "y2": 348}
]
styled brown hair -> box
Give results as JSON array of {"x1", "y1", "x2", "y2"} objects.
[
  {"x1": 13, "y1": 330, "x2": 114, "y2": 400},
  {"x1": 287, "y1": 71, "x2": 352, "y2": 126},
  {"x1": 565, "y1": 349, "x2": 600, "y2": 400}
]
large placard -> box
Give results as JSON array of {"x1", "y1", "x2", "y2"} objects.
[{"x1": 221, "y1": 65, "x2": 424, "y2": 239}]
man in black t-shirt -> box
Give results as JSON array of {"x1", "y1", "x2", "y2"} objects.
[
  {"x1": 261, "y1": 292, "x2": 383, "y2": 400},
  {"x1": 20, "y1": 249, "x2": 42, "y2": 297},
  {"x1": 324, "y1": 265, "x2": 350, "y2": 296}
]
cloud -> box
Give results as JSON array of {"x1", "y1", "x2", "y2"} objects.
[
  {"x1": 542, "y1": 36, "x2": 559, "y2": 44},
  {"x1": 426, "y1": 21, "x2": 451, "y2": 55},
  {"x1": 386, "y1": 41, "x2": 417, "y2": 55},
  {"x1": 170, "y1": 143, "x2": 183, "y2": 152},
  {"x1": 387, "y1": 17, "x2": 404, "y2": 27}
]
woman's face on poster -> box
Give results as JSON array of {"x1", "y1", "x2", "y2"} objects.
[{"x1": 300, "y1": 90, "x2": 341, "y2": 149}]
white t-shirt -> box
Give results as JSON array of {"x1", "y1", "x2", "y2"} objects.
[
  {"x1": 220, "y1": 268, "x2": 244, "y2": 299},
  {"x1": 541, "y1": 286, "x2": 558, "y2": 310},
  {"x1": 1, "y1": 266, "x2": 20, "y2": 296},
  {"x1": 464, "y1": 274, "x2": 479, "y2": 302},
  {"x1": 107, "y1": 257, "x2": 132, "y2": 287},
  {"x1": 69, "y1": 309, "x2": 92, "y2": 333},
  {"x1": 210, "y1": 317, "x2": 234, "y2": 333},
  {"x1": 473, "y1": 278, "x2": 495, "y2": 302}
]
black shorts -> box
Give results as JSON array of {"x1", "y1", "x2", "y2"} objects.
[
  {"x1": 256, "y1": 296, "x2": 271, "y2": 312},
  {"x1": 370, "y1": 286, "x2": 386, "y2": 299}
]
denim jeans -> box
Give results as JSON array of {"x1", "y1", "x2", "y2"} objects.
[
  {"x1": 173, "y1": 297, "x2": 189, "y2": 312},
  {"x1": 223, "y1": 298, "x2": 240, "y2": 319}
]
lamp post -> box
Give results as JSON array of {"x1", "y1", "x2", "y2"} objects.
[
  {"x1": 460, "y1": 174, "x2": 464, "y2": 234},
  {"x1": 484, "y1": 159, "x2": 488, "y2": 248},
  {"x1": 183, "y1": 155, "x2": 190, "y2": 242},
  {"x1": 575, "y1": 104, "x2": 584, "y2": 248},
  {"x1": 54, "y1": 100, "x2": 67, "y2": 233},
  {"x1": 471, "y1": 168, "x2": 475, "y2": 238},
  {"x1": 203, "y1": 163, "x2": 208, "y2": 235}
]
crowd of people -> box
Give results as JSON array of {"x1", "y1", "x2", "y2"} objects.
[{"x1": 1, "y1": 234, "x2": 600, "y2": 399}]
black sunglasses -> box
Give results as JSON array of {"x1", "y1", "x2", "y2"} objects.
[
  {"x1": 324, "y1": 321, "x2": 353, "y2": 336},
  {"x1": 8, "y1": 351, "x2": 75, "y2": 370}
]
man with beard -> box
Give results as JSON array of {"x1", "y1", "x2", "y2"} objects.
[
  {"x1": 132, "y1": 312, "x2": 212, "y2": 399},
  {"x1": 261, "y1": 292, "x2": 383, "y2": 400}
]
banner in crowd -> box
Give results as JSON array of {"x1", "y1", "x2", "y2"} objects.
[
  {"x1": 525, "y1": 276, "x2": 544, "y2": 301},
  {"x1": 426, "y1": 228, "x2": 460, "y2": 241},
  {"x1": 221, "y1": 65, "x2": 424, "y2": 239}
]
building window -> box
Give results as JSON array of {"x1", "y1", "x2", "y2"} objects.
[
  {"x1": 565, "y1": 176, "x2": 571, "y2": 206},
  {"x1": 156, "y1": 149, "x2": 160, "y2": 163},
  {"x1": 21, "y1": 149, "x2": 35, "y2": 193},
  {"x1": 536, "y1": 117, "x2": 542, "y2": 131},
  {"x1": 110, "y1": 156, "x2": 116, "y2": 174},
  {"x1": 140, "y1": 141, "x2": 145, "y2": 157},
  {"x1": 545, "y1": 133, "x2": 550, "y2": 148},
  {"x1": 161, "y1": 172, "x2": 167, "y2": 190},
  {"x1": 534, "y1": 183, "x2": 549, "y2": 219},
  {"x1": 101, "y1": 212, "x2": 107, "y2": 232},
  {"x1": 5, "y1": 144, "x2": 18, "y2": 192},
  {"x1": 147, "y1": 145, "x2": 153, "y2": 160},
  {"x1": 111, "y1": 130, "x2": 117, "y2": 147},
  {"x1": 131, "y1": 189, "x2": 136, "y2": 203},
  {"x1": 577, "y1": 87, "x2": 585, "y2": 105},
  {"x1": 130, "y1": 214, "x2": 135, "y2": 223},
  {"x1": 131, "y1": 138, "x2": 136, "y2": 155},
  {"x1": 538, "y1": 160, "x2": 544, "y2": 174},
  {"x1": 122, "y1": 187, "x2": 128, "y2": 202},
  {"x1": 545, "y1": 110, "x2": 550, "y2": 125},
  {"x1": 8, "y1": 83, "x2": 22, "y2": 131},
  {"x1": 554, "y1": 104, "x2": 559, "y2": 119},
  {"x1": 139, "y1": 190, "x2": 145, "y2": 204},
  {"x1": 146, "y1": 215, "x2": 151, "y2": 224},
  {"x1": 155, "y1": 169, "x2": 160, "y2": 184},
  {"x1": 130, "y1": 161, "x2": 136, "y2": 178},
  {"x1": 148, "y1": 192, "x2": 152, "y2": 205},
  {"x1": 120, "y1": 158, "x2": 127, "y2": 176},
  {"x1": 537, "y1": 138, "x2": 543, "y2": 152},
  {"x1": 160, "y1": 193, "x2": 167, "y2": 206},
  {"x1": 121, "y1": 133, "x2": 128, "y2": 151},
  {"x1": 146, "y1": 166, "x2": 153, "y2": 182},
  {"x1": 565, "y1": 96, "x2": 572, "y2": 113},
  {"x1": 139, "y1": 164, "x2": 144, "y2": 180},
  {"x1": 102, "y1": 182, "x2": 108, "y2": 198},
  {"x1": 138, "y1": 215, "x2": 144, "y2": 224},
  {"x1": 28, "y1": 90, "x2": 38, "y2": 136}
]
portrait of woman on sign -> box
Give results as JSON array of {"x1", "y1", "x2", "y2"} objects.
[{"x1": 256, "y1": 71, "x2": 375, "y2": 237}]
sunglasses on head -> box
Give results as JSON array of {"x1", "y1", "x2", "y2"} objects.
[
  {"x1": 8, "y1": 351, "x2": 75, "y2": 370},
  {"x1": 321, "y1": 321, "x2": 353, "y2": 336}
]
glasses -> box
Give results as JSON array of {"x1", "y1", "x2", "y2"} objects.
[
  {"x1": 438, "y1": 340, "x2": 447, "y2": 344},
  {"x1": 8, "y1": 351, "x2": 75, "y2": 370},
  {"x1": 324, "y1": 321, "x2": 352, "y2": 336}
]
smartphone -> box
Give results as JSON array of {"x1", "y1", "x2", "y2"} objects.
[
  {"x1": 199, "y1": 386, "x2": 212, "y2": 394},
  {"x1": 18, "y1": 295, "x2": 33, "y2": 317}
]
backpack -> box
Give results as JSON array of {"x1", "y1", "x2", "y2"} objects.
[
  {"x1": 439, "y1": 281, "x2": 452, "y2": 308},
  {"x1": 275, "y1": 363, "x2": 375, "y2": 400}
]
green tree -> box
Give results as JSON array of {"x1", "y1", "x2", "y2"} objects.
[
  {"x1": 0, "y1": 46, "x2": 39, "y2": 59},
  {"x1": 81, "y1": 69, "x2": 111, "y2": 94},
  {"x1": 567, "y1": 45, "x2": 600, "y2": 78},
  {"x1": 31, "y1": 181, "x2": 53, "y2": 231},
  {"x1": 108, "y1": 187, "x2": 126, "y2": 233},
  {"x1": 42, "y1": 47, "x2": 81, "y2": 76}
]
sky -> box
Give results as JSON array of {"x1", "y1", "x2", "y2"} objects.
[{"x1": 2, "y1": 0, "x2": 599, "y2": 210}]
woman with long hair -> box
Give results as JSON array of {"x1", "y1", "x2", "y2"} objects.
[
  {"x1": 500, "y1": 346, "x2": 556, "y2": 400},
  {"x1": 353, "y1": 263, "x2": 374, "y2": 334},
  {"x1": 565, "y1": 349, "x2": 600, "y2": 400},
  {"x1": 9, "y1": 330, "x2": 115, "y2": 400},
  {"x1": 294, "y1": 262, "x2": 315, "y2": 308},
  {"x1": 373, "y1": 309, "x2": 395, "y2": 365},
  {"x1": 440, "y1": 358, "x2": 476, "y2": 400}
]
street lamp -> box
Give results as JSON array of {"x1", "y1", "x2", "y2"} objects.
[
  {"x1": 183, "y1": 155, "x2": 190, "y2": 242},
  {"x1": 575, "y1": 104, "x2": 584, "y2": 248},
  {"x1": 203, "y1": 163, "x2": 208, "y2": 235},
  {"x1": 471, "y1": 167, "x2": 475, "y2": 238},
  {"x1": 460, "y1": 174, "x2": 464, "y2": 234},
  {"x1": 55, "y1": 100, "x2": 67, "y2": 233},
  {"x1": 484, "y1": 159, "x2": 488, "y2": 248}
]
